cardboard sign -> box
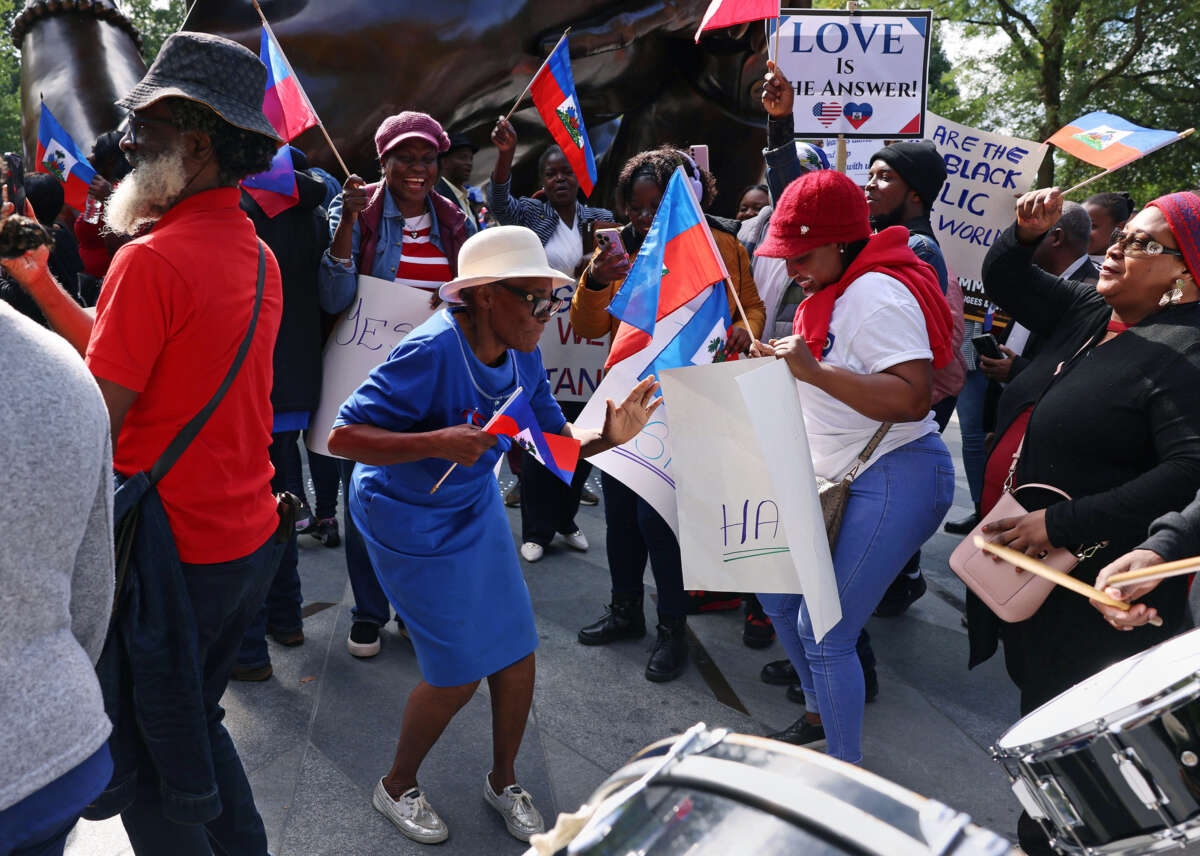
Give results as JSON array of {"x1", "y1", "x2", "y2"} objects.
[
  {"x1": 773, "y1": 10, "x2": 932, "y2": 138},
  {"x1": 307, "y1": 276, "x2": 437, "y2": 457},
  {"x1": 538, "y1": 280, "x2": 609, "y2": 403},
  {"x1": 660, "y1": 359, "x2": 841, "y2": 640},
  {"x1": 925, "y1": 112, "x2": 1048, "y2": 328}
]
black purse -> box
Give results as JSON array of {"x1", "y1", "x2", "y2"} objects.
[{"x1": 110, "y1": 242, "x2": 267, "y2": 623}]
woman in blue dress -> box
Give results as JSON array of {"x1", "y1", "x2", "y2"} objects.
[{"x1": 328, "y1": 225, "x2": 660, "y2": 846}]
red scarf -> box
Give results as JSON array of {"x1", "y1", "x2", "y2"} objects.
[{"x1": 793, "y1": 226, "x2": 954, "y2": 368}]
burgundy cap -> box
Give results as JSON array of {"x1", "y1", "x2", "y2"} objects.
[
  {"x1": 756, "y1": 170, "x2": 871, "y2": 258},
  {"x1": 1146, "y1": 191, "x2": 1200, "y2": 285},
  {"x1": 374, "y1": 111, "x2": 451, "y2": 158}
]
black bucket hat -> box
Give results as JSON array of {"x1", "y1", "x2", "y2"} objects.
[{"x1": 117, "y1": 32, "x2": 281, "y2": 142}]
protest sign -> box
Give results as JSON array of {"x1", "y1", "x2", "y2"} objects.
[
  {"x1": 307, "y1": 276, "x2": 437, "y2": 457},
  {"x1": 925, "y1": 112, "x2": 1048, "y2": 329},
  {"x1": 813, "y1": 137, "x2": 879, "y2": 185},
  {"x1": 660, "y1": 358, "x2": 840, "y2": 640},
  {"x1": 538, "y1": 280, "x2": 609, "y2": 403},
  {"x1": 773, "y1": 10, "x2": 932, "y2": 138}
]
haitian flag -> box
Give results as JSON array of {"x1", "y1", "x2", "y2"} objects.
[
  {"x1": 605, "y1": 167, "x2": 730, "y2": 369},
  {"x1": 486, "y1": 387, "x2": 580, "y2": 485},
  {"x1": 242, "y1": 144, "x2": 299, "y2": 217},
  {"x1": 694, "y1": 0, "x2": 779, "y2": 43},
  {"x1": 259, "y1": 24, "x2": 318, "y2": 142},
  {"x1": 1048, "y1": 112, "x2": 1182, "y2": 171},
  {"x1": 36, "y1": 102, "x2": 96, "y2": 213},
  {"x1": 639, "y1": 284, "x2": 731, "y2": 382},
  {"x1": 530, "y1": 37, "x2": 597, "y2": 197}
]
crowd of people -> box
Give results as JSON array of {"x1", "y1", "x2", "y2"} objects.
[{"x1": 1, "y1": 28, "x2": 1198, "y2": 856}]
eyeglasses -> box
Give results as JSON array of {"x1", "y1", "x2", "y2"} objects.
[
  {"x1": 124, "y1": 112, "x2": 176, "y2": 146},
  {"x1": 1109, "y1": 228, "x2": 1183, "y2": 258},
  {"x1": 493, "y1": 281, "x2": 564, "y2": 318}
]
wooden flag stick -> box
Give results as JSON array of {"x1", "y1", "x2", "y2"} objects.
[
  {"x1": 974, "y1": 537, "x2": 1163, "y2": 626},
  {"x1": 250, "y1": 0, "x2": 352, "y2": 179},
  {"x1": 1106, "y1": 554, "x2": 1200, "y2": 587},
  {"x1": 772, "y1": 14, "x2": 782, "y2": 66},
  {"x1": 1062, "y1": 128, "x2": 1194, "y2": 197},
  {"x1": 503, "y1": 28, "x2": 572, "y2": 123}
]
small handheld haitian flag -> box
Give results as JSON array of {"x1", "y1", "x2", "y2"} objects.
[
  {"x1": 604, "y1": 167, "x2": 730, "y2": 369},
  {"x1": 530, "y1": 37, "x2": 597, "y2": 197},
  {"x1": 36, "y1": 102, "x2": 97, "y2": 213},
  {"x1": 259, "y1": 24, "x2": 318, "y2": 142},
  {"x1": 486, "y1": 387, "x2": 579, "y2": 486},
  {"x1": 1048, "y1": 112, "x2": 1181, "y2": 171},
  {"x1": 242, "y1": 144, "x2": 299, "y2": 218}
]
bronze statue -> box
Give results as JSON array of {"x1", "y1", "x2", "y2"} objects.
[{"x1": 15, "y1": 0, "x2": 771, "y2": 217}]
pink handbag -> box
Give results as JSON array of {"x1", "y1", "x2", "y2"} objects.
[{"x1": 948, "y1": 438, "x2": 1103, "y2": 623}]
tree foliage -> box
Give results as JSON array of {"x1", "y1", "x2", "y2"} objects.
[{"x1": 930, "y1": 0, "x2": 1200, "y2": 201}]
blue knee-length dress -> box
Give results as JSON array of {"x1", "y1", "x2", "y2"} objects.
[{"x1": 335, "y1": 309, "x2": 566, "y2": 686}]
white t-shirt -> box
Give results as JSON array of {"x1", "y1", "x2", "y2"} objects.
[
  {"x1": 543, "y1": 215, "x2": 584, "y2": 277},
  {"x1": 798, "y1": 271, "x2": 938, "y2": 480}
]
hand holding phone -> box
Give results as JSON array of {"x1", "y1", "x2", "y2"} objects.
[
  {"x1": 971, "y1": 333, "x2": 1003, "y2": 360},
  {"x1": 590, "y1": 228, "x2": 631, "y2": 286}
]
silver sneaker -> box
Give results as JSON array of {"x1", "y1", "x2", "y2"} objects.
[
  {"x1": 483, "y1": 774, "x2": 545, "y2": 842},
  {"x1": 372, "y1": 779, "x2": 448, "y2": 844}
]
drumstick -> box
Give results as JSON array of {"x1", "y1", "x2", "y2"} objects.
[
  {"x1": 973, "y1": 537, "x2": 1164, "y2": 627},
  {"x1": 1106, "y1": 555, "x2": 1200, "y2": 586}
]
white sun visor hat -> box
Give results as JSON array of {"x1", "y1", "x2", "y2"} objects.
[{"x1": 438, "y1": 225, "x2": 576, "y2": 304}]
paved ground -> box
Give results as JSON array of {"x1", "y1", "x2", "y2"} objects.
[{"x1": 67, "y1": 417, "x2": 1045, "y2": 855}]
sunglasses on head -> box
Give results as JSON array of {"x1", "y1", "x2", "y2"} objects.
[
  {"x1": 1109, "y1": 228, "x2": 1183, "y2": 258},
  {"x1": 493, "y1": 281, "x2": 564, "y2": 318}
]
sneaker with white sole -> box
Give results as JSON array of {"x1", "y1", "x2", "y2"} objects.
[
  {"x1": 372, "y1": 779, "x2": 448, "y2": 844},
  {"x1": 561, "y1": 530, "x2": 588, "y2": 551},
  {"x1": 347, "y1": 620, "x2": 381, "y2": 658},
  {"x1": 483, "y1": 775, "x2": 544, "y2": 842},
  {"x1": 519, "y1": 542, "x2": 544, "y2": 562}
]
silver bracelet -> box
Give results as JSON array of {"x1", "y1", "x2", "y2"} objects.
[{"x1": 326, "y1": 249, "x2": 352, "y2": 266}]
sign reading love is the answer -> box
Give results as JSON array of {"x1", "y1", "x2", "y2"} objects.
[{"x1": 771, "y1": 9, "x2": 932, "y2": 139}]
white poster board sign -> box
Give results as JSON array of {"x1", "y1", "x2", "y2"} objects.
[
  {"x1": 773, "y1": 9, "x2": 932, "y2": 138},
  {"x1": 924, "y1": 112, "x2": 1048, "y2": 329},
  {"x1": 537, "y1": 280, "x2": 609, "y2": 403},
  {"x1": 307, "y1": 276, "x2": 437, "y2": 457}
]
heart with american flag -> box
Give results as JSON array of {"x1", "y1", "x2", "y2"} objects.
[{"x1": 812, "y1": 101, "x2": 841, "y2": 127}]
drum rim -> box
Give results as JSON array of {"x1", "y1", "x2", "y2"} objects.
[{"x1": 993, "y1": 670, "x2": 1200, "y2": 760}]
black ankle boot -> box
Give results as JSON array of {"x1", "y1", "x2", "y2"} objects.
[
  {"x1": 645, "y1": 615, "x2": 688, "y2": 682},
  {"x1": 943, "y1": 502, "x2": 982, "y2": 535},
  {"x1": 578, "y1": 594, "x2": 646, "y2": 645}
]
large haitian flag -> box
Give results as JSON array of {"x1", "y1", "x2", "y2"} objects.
[
  {"x1": 604, "y1": 167, "x2": 730, "y2": 369},
  {"x1": 530, "y1": 38, "x2": 597, "y2": 197},
  {"x1": 486, "y1": 387, "x2": 580, "y2": 486},
  {"x1": 259, "y1": 25, "x2": 318, "y2": 142},
  {"x1": 36, "y1": 102, "x2": 96, "y2": 212},
  {"x1": 1048, "y1": 111, "x2": 1181, "y2": 171}
]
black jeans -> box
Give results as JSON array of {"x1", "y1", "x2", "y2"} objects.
[
  {"x1": 120, "y1": 534, "x2": 285, "y2": 856},
  {"x1": 601, "y1": 471, "x2": 687, "y2": 618}
]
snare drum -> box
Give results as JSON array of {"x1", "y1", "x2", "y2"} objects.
[
  {"x1": 556, "y1": 725, "x2": 1012, "y2": 855},
  {"x1": 993, "y1": 626, "x2": 1200, "y2": 855}
]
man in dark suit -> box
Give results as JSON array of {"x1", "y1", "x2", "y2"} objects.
[{"x1": 979, "y1": 201, "x2": 1098, "y2": 383}]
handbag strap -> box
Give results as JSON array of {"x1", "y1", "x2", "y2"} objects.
[
  {"x1": 148, "y1": 242, "x2": 266, "y2": 486},
  {"x1": 845, "y1": 422, "x2": 892, "y2": 482}
]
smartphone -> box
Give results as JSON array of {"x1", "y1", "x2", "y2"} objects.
[
  {"x1": 595, "y1": 228, "x2": 628, "y2": 263},
  {"x1": 2, "y1": 153, "x2": 26, "y2": 214},
  {"x1": 688, "y1": 144, "x2": 709, "y2": 174},
  {"x1": 971, "y1": 333, "x2": 1003, "y2": 360}
]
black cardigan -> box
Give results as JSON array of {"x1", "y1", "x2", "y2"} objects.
[{"x1": 966, "y1": 225, "x2": 1200, "y2": 706}]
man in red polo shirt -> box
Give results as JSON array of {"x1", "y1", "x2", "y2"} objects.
[{"x1": 1, "y1": 33, "x2": 286, "y2": 854}]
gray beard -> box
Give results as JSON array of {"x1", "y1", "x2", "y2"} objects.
[{"x1": 104, "y1": 144, "x2": 189, "y2": 236}]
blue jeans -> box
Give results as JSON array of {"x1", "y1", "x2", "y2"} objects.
[
  {"x1": 759, "y1": 434, "x2": 954, "y2": 763},
  {"x1": 120, "y1": 534, "x2": 285, "y2": 856},
  {"x1": 339, "y1": 459, "x2": 390, "y2": 626},
  {"x1": 954, "y1": 369, "x2": 988, "y2": 503}
]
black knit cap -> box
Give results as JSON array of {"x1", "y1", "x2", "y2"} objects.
[{"x1": 870, "y1": 140, "x2": 947, "y2": 208}]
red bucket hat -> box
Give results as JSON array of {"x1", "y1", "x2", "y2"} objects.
[{"x1": 756, "y1": 170, "x2": 870, "y2": 258}]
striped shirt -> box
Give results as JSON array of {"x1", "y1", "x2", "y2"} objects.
[
  {"x1": 488, "y1": 177, "x2": 613, "y2": 246},
  {"x1": 393, "y1": 213, "x2": 451, "y2": 290}
]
